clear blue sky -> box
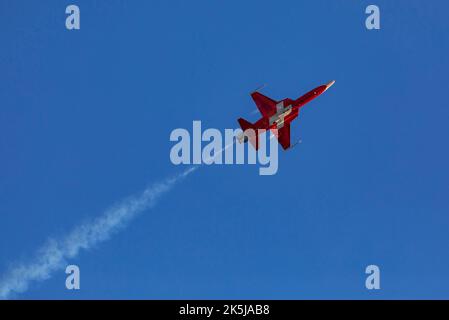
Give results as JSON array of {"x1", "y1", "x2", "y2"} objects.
[{"x1": 1, "y1": 0, "x2": 448, "y2": 299}]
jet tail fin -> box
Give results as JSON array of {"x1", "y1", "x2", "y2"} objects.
[{"x1": 237, "y1": 118, "x2": 259, "y2": 150}]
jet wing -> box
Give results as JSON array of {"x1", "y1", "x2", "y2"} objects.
[
  {"x1": 251, "y1": 92, "x2": 277, "y2": 118},
  {"x1": 275, "y1": 123, "x2": 291, "y2": 150}
]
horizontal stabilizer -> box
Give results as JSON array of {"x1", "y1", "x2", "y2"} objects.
[{"x1": 238, "y1": 118, "x2": 259, "y2": 150}]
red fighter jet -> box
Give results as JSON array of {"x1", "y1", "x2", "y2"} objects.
[{"x1": 237, "y1": 80, "x2": 335, "y2": 150}]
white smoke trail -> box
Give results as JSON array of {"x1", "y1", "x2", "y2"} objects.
[
  {"x1": 0, "y1": 137, "x2": 239, "y2": 299},
  {"x1": 0, "y1": 167, "x2": 197, "y2": 300}
]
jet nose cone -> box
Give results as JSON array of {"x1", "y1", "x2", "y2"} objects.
[{"x1": 325, "y1": 80, "x2": 335, "y2": 90}]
